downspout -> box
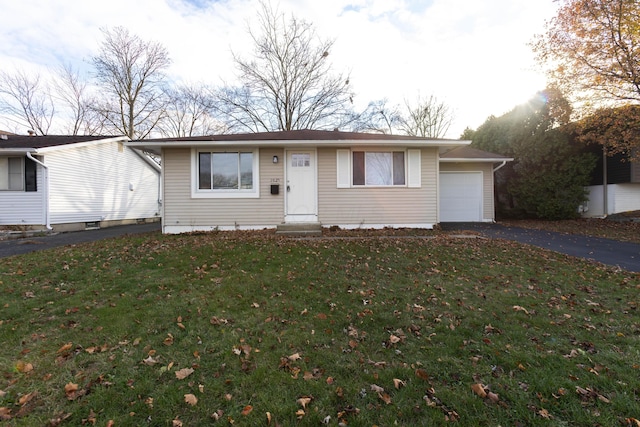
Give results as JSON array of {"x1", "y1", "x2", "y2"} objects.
[
  {"x1": 493, "y1": 161, "x2": 507, "y2": 172},
  {"x1": 26, "y1": 152, "x2": 52, "y2": 230},
  {"x1": 602, "y1": 145, "x2": 608, "y2": 217}
]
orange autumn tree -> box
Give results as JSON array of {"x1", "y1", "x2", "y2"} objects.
[{"x1": 533, "y1": 0, "x2": 640, "y2": 157}]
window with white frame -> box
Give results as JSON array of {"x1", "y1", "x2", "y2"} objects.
[
  {"x1": 353, "y1": 151, "x2": 405, "y2": 186},
  {"x1": 194, "y1": 150, "x2": 259, "y2": 197},
  {"x1": 0, "y1": 156, "x2": 25, "y2": 191},
  {"x1": 336, "y1": 148, "x2": 421, "y2": 188}
]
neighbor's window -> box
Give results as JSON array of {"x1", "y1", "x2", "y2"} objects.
[
  {"x1": 352, "y1": 151, "x2": 405, "y2": 186},
  {"x1": 198, "y1": 151, "x2": 254, "y2": 191},
  {"x1": 0, "y1": 156, "x2": 24, "y2": 191}
]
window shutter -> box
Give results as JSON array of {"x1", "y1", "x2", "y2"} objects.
[
  {"x1": 407, "y1": 149, "x2": 421, "y2": 188},
  {"x1": 336, "y1": 149, "x2": 350, "y2": 188}
]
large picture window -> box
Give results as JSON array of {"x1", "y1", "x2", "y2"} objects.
[
  {"x1": 0, "y1": 156, "x2": 37, "y2": 191},
  {"x1": 352, "y1": 151, "x2": 405, "y2": 186},
  {"x1": 194, "y1": 149, "x2": 259, "y2": 198}
]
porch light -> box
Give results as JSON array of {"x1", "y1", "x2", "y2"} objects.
[{"x1": 273, "y1": 155, "x2": 279, "y2": 164}]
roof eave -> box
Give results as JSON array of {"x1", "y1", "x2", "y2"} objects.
[
  {"x1": 126, "y1": 139, "x2": 469, "y2": 151},
  {"x1": 440, "y1": 157, "x2": 514, "y2": 162}
]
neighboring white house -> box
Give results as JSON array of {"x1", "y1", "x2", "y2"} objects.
[
  {"x1": 0, "y1": 135, "x2": 161, "y2": 231},
  {"x1": 127, "y1": 130, "x2": 512, "y2": 234},
  {"x1": 581, "y1": 148, "x2": 640, "y2": 217}
]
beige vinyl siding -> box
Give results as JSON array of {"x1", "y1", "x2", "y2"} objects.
[
  {"x1": 317, "y1": 147, "x2": 438, "y2": 226},
  {"x1": 439, "y1": 162, "x2": 495, "y2": 221},
  {"x1": 162, "y1": 147, "x2": 284, "y2": 230},
  {"x1": 46, "y1": 142, "x2": 160, "y2": 224}
]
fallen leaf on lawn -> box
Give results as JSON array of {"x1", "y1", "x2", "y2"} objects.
[
  {"x1": 378, "y1": 392, "x2": 392, "y2": 404},
  {"x1": 0, "y1": 407, "x2": 11, "y2": 421},
  {"x1": 296, "y1": 409, "x2": 305, "y2": 419},
  {"x1": 198, "y1": 384, "x2": 204, "y2": 393},
  {"x1": 538, "y1": 408, "x2": 553, "y2": 419},
  {"x1": 297, "y1": 396, "x2": 313, "y2": 409},
  {"x1": 106, "y1": 421, "x2": 115, "y2": 427},
  {"x1": 0, "y1": 390, "x2": 6, "y2": 398},
  {"x1": 177, "y1": 322, "x2": 185, "y2": 330},
  {"x1": 184, "y1": 394, "x2": 198, "y2": 406},
  {"x1": 415, "y1": 368, "x2": 429, "y2": 381},
  {"x1": 164, "y1": 334, "x2": 174, "y2": 346},
  {"x1": 393, "y1": 378, "x2": 406, "y2": 389},
  {"x1": 370, "y1": 384, "x2": 384, "y2": 393},
  {"x1": 322, "y1": 415, "x2": 331, "y2": 424},
  {"x1": 142, "y1": 356, "x2": 159, "y2": 366},
  {"x1": 471, "y1": 383, "x2": 487, "y2": 398},
  {"x1": 172, "y1": 419, "x2": 183, "y2": 427},
  {"x1": 224, "y1": 393, "x2": 232, "y2": 401},
  {"x1": 625, "y1": 418, "x2": 640, "y2": 427},
  {"x1": 389, "y1": 334, "x2": 401, "y2": 344},
  {"x1": 487, "y1": 391, "x2": 500, "y2": 403},
  {"x1": 18, "y1": 391, "x2": 37, "y2": 406},
  {"x1": 175, "y1": 368, "x2": 194, "y2": 380},
  {"x1": 64, "y1": 383, "x2": 79, "y2": 399},
  {"x1": 266, "y1": 411, "x2": 272, "y2": 425},
  {"x1": 211, "y1": 410, "x2": 224, "y2": 421},
  {"x1": 241, "y1": 405, "x2": 253, "y2": 416},
  {"x1": 326, "y1": 376, "x2": 334, "y2": 385},
  {"x1": 288, "y1": 352, "x2": 301, "y2": 361},
  {"x1": 16, "y1": 361, "x2": 33, "y2": 373},
  {"x1": 512, "y1": 305, "x2": 529, "y2": 314},
  {"x1": 57, "y1": 343, "x2": 73, "y2": 354}
]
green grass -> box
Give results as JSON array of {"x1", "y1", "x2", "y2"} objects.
[{"x1": 1, "y1": 230, "x2": 639, "y2": 426}]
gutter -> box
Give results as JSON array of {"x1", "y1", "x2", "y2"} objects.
[
  {"x1": 26, "y1": 152, "x2": 52, "y2": 230},
  {"x1": 493, "y1": 161, "x2": 507, "y2": 172}
]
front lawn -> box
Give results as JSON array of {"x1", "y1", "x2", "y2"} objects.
[{"x1": 1, "y1": 231, "x2": 639, "y2": 426}]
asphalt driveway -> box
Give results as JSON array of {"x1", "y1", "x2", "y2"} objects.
[
  {"x1": 0, "y1": 222, "x2": 161, "y2": 259},
  {"x1": 0, "y1": 221, "x2": 638, "y2": 273},
  {"x1": 441, "y1": 222, "x2": 640, "y2": 273}
]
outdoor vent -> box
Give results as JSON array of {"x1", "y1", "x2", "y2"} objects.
[
  {"x1": 0, "y1": 134, "x2": 7, "y2": 140},
  {"x1": 85, "y1": 221, "x2": 100, "y2": 230}
]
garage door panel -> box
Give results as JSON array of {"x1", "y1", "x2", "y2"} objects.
[{"x1": 440, "y1": 172, "x2": 482, "y2": 222}]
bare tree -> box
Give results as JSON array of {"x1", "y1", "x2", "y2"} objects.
[
  {"x1": 399, "y1": 95, "x2": 453, "y2": 138},
  {"x1": 0, "y1": 69, "x2": 55, "y2": 135},
  {"x1": 160, "y1": 84, "x2": 227, "y2": 137},
  {"x1": 92, "y1": 26, "x2": 171, "y2": 139},
  {"x1": 217, "y1": 1, "x2": 353, "y2": 132},
  {"x1": 52, "y1": 64, "x2": 105, "y2": 135},
  {"x1": 348, "y1": 99, "x2": 402, "y2": 134}
]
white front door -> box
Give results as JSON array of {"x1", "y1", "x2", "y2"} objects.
[{"x1": 285, "y1": 150, "x2": 317, "y2": 222}]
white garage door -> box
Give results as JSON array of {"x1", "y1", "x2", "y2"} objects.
[{"x1": 440, "y1": 172, "x2": 483, "y2": 222}]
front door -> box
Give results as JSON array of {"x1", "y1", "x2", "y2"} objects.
[{"x1": 285, "y1": 150, "x2": 317, "y2": 222}]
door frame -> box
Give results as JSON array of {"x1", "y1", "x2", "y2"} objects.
[{"x1": 284, "y1": 148, "x2": 318, "y2": 223}]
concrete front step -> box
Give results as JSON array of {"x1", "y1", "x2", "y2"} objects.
[{"x1": 275, "y1": 223, "x2": 322, "y2": 236}]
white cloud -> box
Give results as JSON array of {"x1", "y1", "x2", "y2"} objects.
[{"x1": 0, "y1": 0, "x2": 558, "y2": 137}]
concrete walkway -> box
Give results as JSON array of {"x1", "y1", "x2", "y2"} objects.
[{"x1": 440, "y1": 222, "x2": 640, "y2": 273}]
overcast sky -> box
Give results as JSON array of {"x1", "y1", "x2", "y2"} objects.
[{"x1": 0, "y1": 0, "x2": 558, "y2": 138}]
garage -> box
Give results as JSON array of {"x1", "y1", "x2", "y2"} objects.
[{"x1": 439, "y1": 172, "x2": 483, "y2": 222}]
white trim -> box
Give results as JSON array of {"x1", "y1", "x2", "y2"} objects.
[
  {"x1": 190, "y1": 148, "x2": 260, "y2": 199},
  {"x1": 323, "y1": 223, "x2": 434, "y2": 230},
  {"x1": 164, "y1": 224, "x2": 277, "y2": 234}
]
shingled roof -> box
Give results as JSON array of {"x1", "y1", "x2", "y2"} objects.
[
  {"x1": 440, "y1": 146, "x2": 512, "y2": 162},
  {"x1": 0, "y1": 135, "x2": 126, "y2": 150}
]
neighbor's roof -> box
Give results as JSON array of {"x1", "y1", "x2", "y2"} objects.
[
  {"x1": 0, "y1": 135, "x2": 128, "y2": 152},
  {"x1": 127, "y1": 129, "x2": 470, "y2": 153},
  {"x1": 439, "y1": 146, "x2": 513, "y2": 162}
]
